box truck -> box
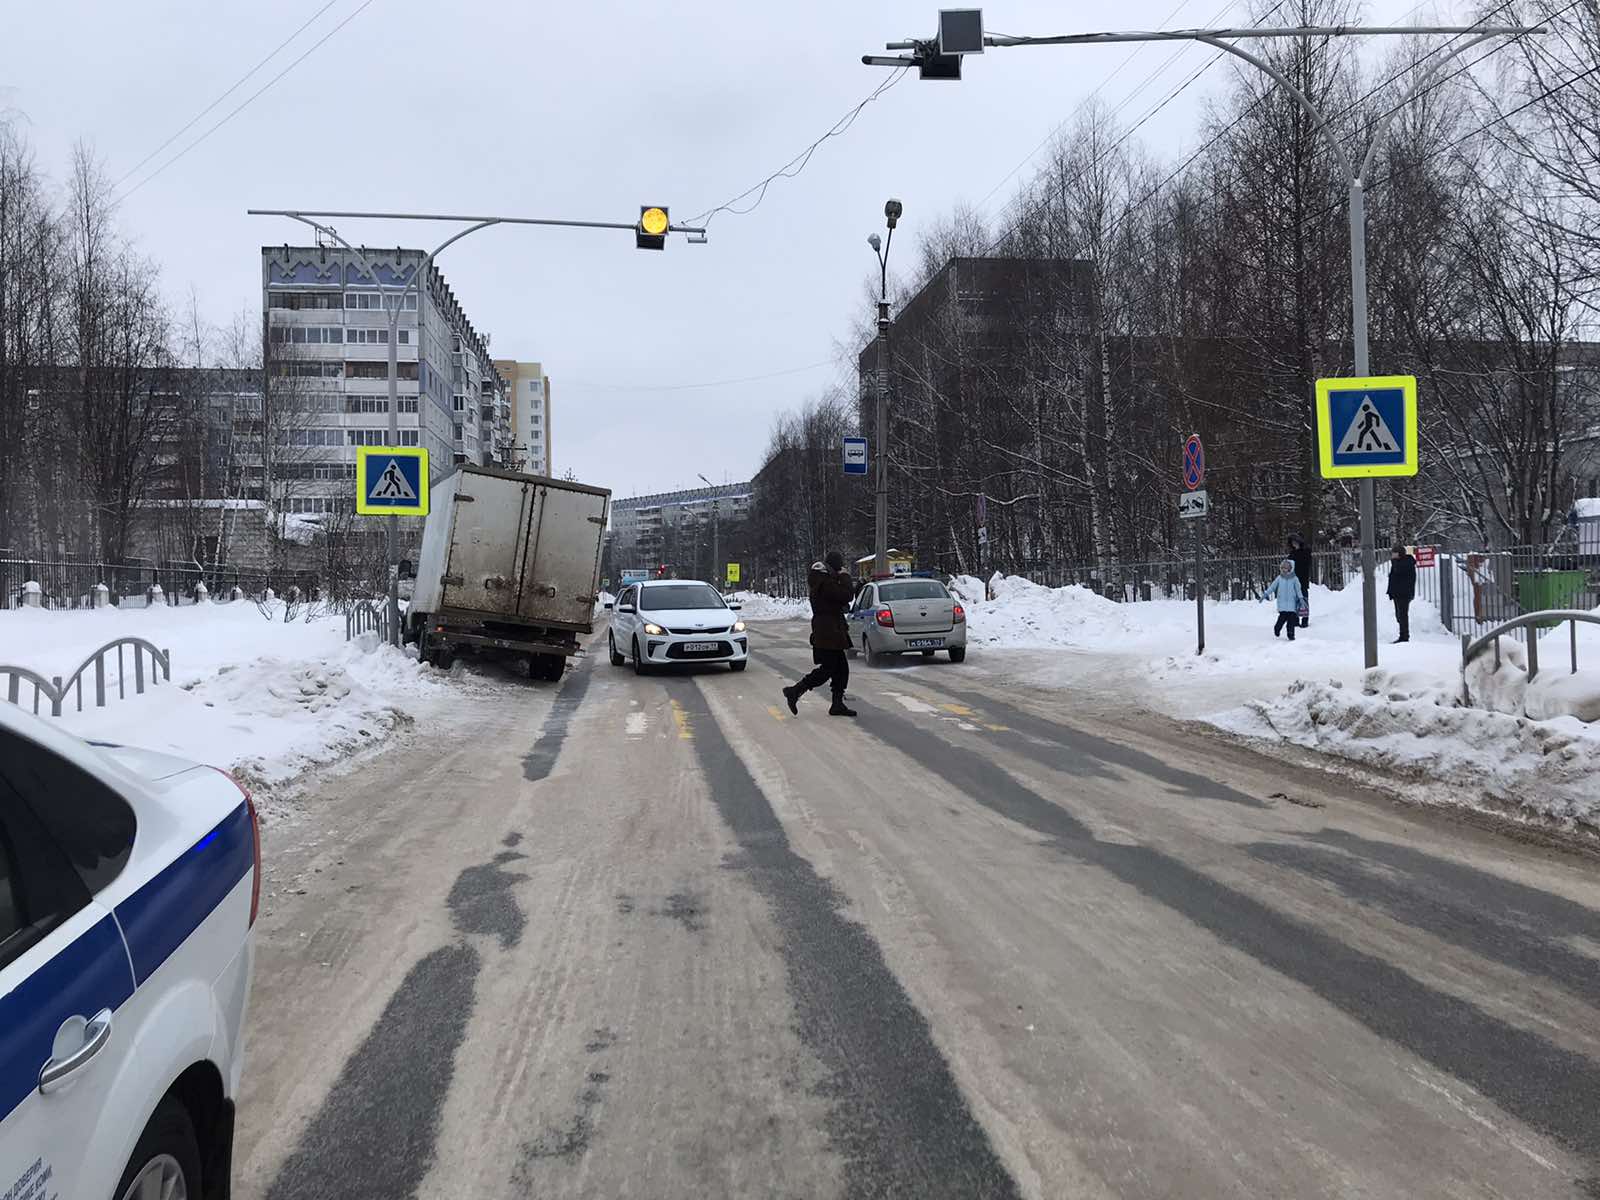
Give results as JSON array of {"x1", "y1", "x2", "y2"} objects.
[{"x1": 405, "y1": 466, "x2": 610, "y2": 679}]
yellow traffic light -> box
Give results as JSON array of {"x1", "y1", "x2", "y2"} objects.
[{"x1": 637, "y1": 205, "x2": 669, "y2": 250}]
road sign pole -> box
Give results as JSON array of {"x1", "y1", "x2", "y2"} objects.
[
  {"x1": 1350, "y1": 178, "x2": 1378, "y2": 669},
  {"x1": 1194, "y1": 519, "x2": 1205, "y2": 656}
]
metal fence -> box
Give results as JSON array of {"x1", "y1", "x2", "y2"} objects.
[
  {"x1": 0, "y1": 556, "x2": 342, "y2": 610},
  {"x1": 1, "y1": 636, "x2": 171, "y2": 717}
]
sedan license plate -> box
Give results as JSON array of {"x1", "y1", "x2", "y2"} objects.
[
  {"x1": 906, "y1": 637, "x2": 944, "y2": 649},
  {"x1": 683, "y1": 641, "x2": 719, "y2": 652}
]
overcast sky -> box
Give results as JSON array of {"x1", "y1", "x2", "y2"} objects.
[{"x1": 6, "y1": 0, "x2": 1428, "y2": 498}]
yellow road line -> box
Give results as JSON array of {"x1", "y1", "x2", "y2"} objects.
[
  {"x1": 984, "y1": 723, "x2": 1011, "y2": 733},
  {"x1": 941, "y1": 703, "x2": 975, "y2": 717},
  {"x1": 766, "y1": 705, "x2": 787, "y2": 722},
  {"x1": 670, "y1": 699, "x2": 694, "y2": 740}
]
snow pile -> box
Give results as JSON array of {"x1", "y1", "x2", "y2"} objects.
[
  {"x1": 965, "y1": 574, "x2": 1137, "y2": 649},
  {"x1": 948, "y1": 574, "x2": 986, "y2": 605},
  {"x1": 1219, "y1": 665, "x2": 1600, "y2": 831},
  {"x1": 726, "y1": 591, "x2": 811, "y2": 622},
  {"x1": 0, "y1": 601, "x2": 452, "y2": 807}
]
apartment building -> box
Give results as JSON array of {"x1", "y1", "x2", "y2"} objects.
[
  {"x1": 492, "y1": 359, "x2": 553, "y2": 476},
  {"x1": 608, "y1": 482, "x2": 752, "y2": 567},
  {"x1": 261, "y1": 245, "x2": 511, "y2": 519}
]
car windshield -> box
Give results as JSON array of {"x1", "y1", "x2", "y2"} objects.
[
  {"x1": 878, "y1": 581, "x2": 948, "y2": 601},
  {"x1": 640, "y1": 583, "x2": 726, "y2": 611}
]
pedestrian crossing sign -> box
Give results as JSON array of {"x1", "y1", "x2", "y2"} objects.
[
  {"x1": 1315, "y1": 375, "x2": 1418, "y2": 479},
  {"x1": 355, "y1": 446, "x2": 430, "y2": 516}
]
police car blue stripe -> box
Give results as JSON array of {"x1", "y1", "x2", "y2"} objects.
[
  {"x1": 0, "y1": 913, "x2": 135, "y2": 1124},
  {"x1": 115, "y1": 801, "x2": 253, "y2": 986}
]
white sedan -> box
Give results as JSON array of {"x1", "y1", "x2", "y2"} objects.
[
  {"x1": 0, "y1": 702, "x2": 259, "y2": 1200},
  {"x1": 607, "y1": 579, "x2": 749, "y2": 673}
]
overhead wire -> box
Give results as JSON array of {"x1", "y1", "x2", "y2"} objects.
[
  {"x1": 117, "y1": 0, "x2": 380, "y2": 200},
  {"x1": 971, "y1": 0, "x2": 1218, "y2": 217},
  {"x1": 684, "y1": 68, "x2": 911, "y2": 229},
  {"x1": 114, "y1": 0, "x2": 342, "y2": 189}
]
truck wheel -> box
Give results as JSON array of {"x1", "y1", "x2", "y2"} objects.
[
  {"x1": 609, "y1": 634, "x2": 625, "y2": 667},
  {"x1": 114, "y1": 1096, "x2": 201, "y2": 1200},
  {"x1": 542, "y1": 654, "x2": 564, "y2": 681},
  {"x1": 431, "y1": 642, "x2": 455, "y2": 670},
  {"x1": 632, "y1": 638, "x2": 650, "y2": 676}
]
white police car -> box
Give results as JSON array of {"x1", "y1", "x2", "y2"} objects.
[{"x1": 0, "y1": 701, "x2": 259, "y2": 1199}]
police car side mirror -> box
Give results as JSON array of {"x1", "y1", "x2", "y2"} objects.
[{"x1": 619, "y1": 604, "x2": 636, "y2": 614}]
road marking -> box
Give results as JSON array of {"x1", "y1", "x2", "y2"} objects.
[
  {"x1": 670, "y1": 699, "x2": 694, "y2": 740},
  {"x1": 625, "y1": 712, "x2": 648, "y2": 737},
  {"x1": 940, "y1": 703, "x2": 975, "y2": 717},
  {"x1": 766, "y1": 705, "x2": 787, "y2": 722},
  {"x1": 983, "y1": 723, "x2": 1011, "y2": 733},
  {"x1": 887, "y1": 693, "x2": 939, "y2": 715}
]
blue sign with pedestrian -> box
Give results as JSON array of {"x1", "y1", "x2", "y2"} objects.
[
  {"x1": 355, "y1": 446, "x2": 431, "y2": 515},
  {"x1": 843, "y1": 437, "x2": 869, "y2": 476},
  {"x1": 1315, "y1": 376, "x2": 1418, "y2": 479}
]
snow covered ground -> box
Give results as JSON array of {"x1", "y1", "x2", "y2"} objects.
[
  {"x1": 0, "y1": 599, "x2": 454, "y2": 818},
  {"x1": 726, "y1": 591, "x2": 811, "y2": 621},
  {"x1": 955, "y1": 572, "x2": 1600, "y2": 834}
]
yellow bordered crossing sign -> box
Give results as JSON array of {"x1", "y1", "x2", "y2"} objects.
[
  {"x1": 1315, "y1": 375, "x2": 1419, "y2": 479},
  {"x1": 355, "y1": 446, "x2": 430, "y2": 516}
]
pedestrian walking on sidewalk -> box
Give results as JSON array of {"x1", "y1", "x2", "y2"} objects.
[
  {"x1": 1262, "y1": 559, "x2": 1306, "y2": 642},
  {"x1": 782, "y1": 550, "x2": 858, "y2": 717},
  {"x1": 1287, "y1": 533, "x2": 1314, "y2": 627},
  {"x1": 1388, "y1": 543, "x2": 1417, "y2": 642}
]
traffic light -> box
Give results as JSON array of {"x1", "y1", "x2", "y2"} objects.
[
  {"x1": 656, "y1": 563, "x2": 667, "y2": 577},
  {"x1": 637, "y1": 206, "x2": 669, "y2": 251}
]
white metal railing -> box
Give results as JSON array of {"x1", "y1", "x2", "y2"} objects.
[
  {"x1": 1, "y1": 638, "x2": 172, "y2": 717},
  {"x1": 1460, "y1": 610, "x2": 1600, "y2": 703}
]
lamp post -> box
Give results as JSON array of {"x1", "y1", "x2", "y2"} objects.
[
  {"x1": 697, "y1": 473, "x2": 720, "y2": 587},
  {"x1": 863, "y1": 18, "x2": 1540, "y2": 667},
  {"x1": 869, "y1": 198, "x2": 903, "y2": 577},
  {"x1": 248, "y1": 206, "x2": 708, "y2": 645}
]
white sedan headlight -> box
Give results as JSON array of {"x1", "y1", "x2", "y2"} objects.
[
  {"x1": 643, "y1": 622, "x2": 667, "y2": 636},
  {"x1": 733, "y1": 620, "x2": 746, "y2": 632}
]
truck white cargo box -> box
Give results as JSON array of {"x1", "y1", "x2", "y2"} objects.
[{"x1": 411, "y1": 466, "x2": 609, "y2": 631}]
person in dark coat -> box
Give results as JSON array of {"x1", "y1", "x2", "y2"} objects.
[
  {"x1": 1287, "y1": 533, "x2": 1314, "y2": 627},
  {"x1": 1387, "y1": 543, "x2": 1417, "y2": 643},
  {"x1": 783, "y1": 550, "x2": 858, "y2": 717}
]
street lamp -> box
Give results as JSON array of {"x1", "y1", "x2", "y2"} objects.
[
  {"x1": 870, "y1": 199, "x2": 903, "y2": 577},
  {"x1": 863, "y1": 16, "x2": 1540, "y2": 667},
  {"x1": 697, "y1": 473, "x2": 721, "y2": 587}
]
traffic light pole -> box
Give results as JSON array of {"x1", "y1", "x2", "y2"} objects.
[
  {"x1": 868, "y1": 19, "x2": 1538, "y2": 667},
  {"x1": 248, "y1": 206, "x2": 708, "y2": 646},
  {"x1": 875, "y1": 300, "x2": 890, "y2": 578}
]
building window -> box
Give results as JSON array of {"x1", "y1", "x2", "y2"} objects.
[
  {"x1": 528, "y1": 380, "x2": 540, "y2": 394},
  {"x1": 344, "y1": 291, "x2": 418, "y2": 311},
  {"x1": 451, "y1": 395, "x2": 466, "y2": 412},
  {"x1": 268, "y1": 291, "x2": 341, "y2": 311},
  {"x1": 345, "y1": 361, "x2": 418, "y2": 380},
  {"x1": 453, "y1": 423, "x2": 463, "y2": 440},
  {"x1": 398, "y1": 330, "x2": 410, "y2": 344},
  {"x1": 345, "y1": 328, "x2": 390, "y2": 345}
]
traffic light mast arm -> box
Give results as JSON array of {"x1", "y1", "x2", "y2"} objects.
[{"x1": 246, "y1": 208, "x2": 709, "y2": 238}]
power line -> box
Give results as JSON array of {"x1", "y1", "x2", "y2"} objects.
[
  {"x1": 564, "y1": 359, "x2": 836, "y2": 393},
  {"x1": 114, "y1": 0, "x2": 342, "y2": 189},
  {"x1": 972, "y1": 0, "x2": 1221, "y2": 216},
  {"x1": 117, "y1": 0, "x2": 379, "y2": 200},
  {"x1": 684, "y1": 69, "x2": 910, "y2": 229}
]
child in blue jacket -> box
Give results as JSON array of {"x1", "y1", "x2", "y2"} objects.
[{"x1": 1262, "y1": 559, "x2": 1306, "y2": 641}]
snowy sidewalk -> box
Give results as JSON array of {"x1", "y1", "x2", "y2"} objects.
[
  {"x1": 0, "y1": 600, "x2": 456, "y2": 814},
  {"x1": 944, "y1": 573, "x2": 1600, "y2": 835}
]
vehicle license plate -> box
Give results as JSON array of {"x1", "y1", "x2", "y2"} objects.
[
  {"x1": 906, "y1": 637, "x2": 944, "y2": 649},
  {"x1": 684, "y1": 641, "x2": 719, "y2": 652}
]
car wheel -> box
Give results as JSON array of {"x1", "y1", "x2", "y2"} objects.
[
  {"x1": 729, "y1": 660, "x2": 748, "y2": 672},
  {"x1": 632, "y1": 638, "x2": 650, "y2": 676},
  {"x1": 863, "y1": 635, "x2": 880, "y2": 667},
  {"x1": 115, "y1": 1096, "x2": 202, "y2": 1200},
  {"x1": 949, "y1": 646, "x2": 966, "y2": 663},
  {"x1": 609, "y1": 633, "x2": 625, "y2": 667}
]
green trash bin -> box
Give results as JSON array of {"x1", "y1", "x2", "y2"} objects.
[{"x1": 1514, "y1": 569, "x2": 1586, "y2": 628}]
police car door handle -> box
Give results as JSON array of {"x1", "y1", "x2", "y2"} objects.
[{"x1": 38, "y1": 1009, "x2": 113, "y2": 1094}]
